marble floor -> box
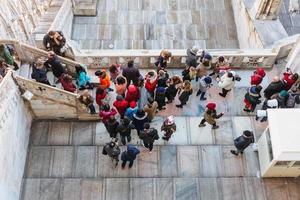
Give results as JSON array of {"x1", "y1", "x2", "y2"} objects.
[
  {"x1": 20, "y1": 65, "x2": 300, "y2": 199},
  {"x1": 71, "y1": 0, "x2": 239, "y2": 49},
  {"x1": 279, "y1": 0, "x2": 300, "y2": 35}
]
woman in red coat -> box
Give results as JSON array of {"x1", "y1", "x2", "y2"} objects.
[
  {"x1": 283, "y1": 68, "x2": 298, "y2": 90},
  {"x1": 113, "y1": 95, "x2": 128, "y2": 118},
  {"x1": 250, "y1": 67, "x2": 265, "y2": 85},
  {"x1": 99, "y1": 104, "x2": 117, "y2": 124},
  {"x1": 59, "y1": 73, "x2": 77, "y2": 93},
  {"x1": 145, "y1": 70, "x2": 158, "y2": 97},
  {"x1": 125, "y1": 84, "x2": 140, "y2": 102}
]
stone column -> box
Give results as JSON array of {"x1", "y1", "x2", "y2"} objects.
[
  {"x1": 286, "y1": 36, "x2": 300, "y2": 74},
  {"x1": 251, "y1": 0, "x2": 283, "y2": 20}
]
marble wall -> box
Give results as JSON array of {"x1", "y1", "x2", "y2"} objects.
[{"x1": 0, "y1": 71, "x2": 33, "y2": 200}]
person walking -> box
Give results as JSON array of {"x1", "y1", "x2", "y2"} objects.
[
  {"x1": 230, "y1": 130, "x2": 254, "y2": 156},
  {"x1": 139, "y1": 123, "x2": 159, "y2": 153},
  {"x1": 155, "y1": 49, "x2": 172, "y2": 71},
  {"x1": 198, "y1": 103, "x2": 223, "y2": 129},
  {"x1": 243, "y1": 85, "x2": 262, "y2": 112},
  {"x1": 121, "y1": 144, "x2": 140, "y2": 169},
  {"x1": 105, "y1": 117, "x2": 119, "y2": 138},
  {"x1": 176, "y1": 80, "x2": 193, "y2": 108},
  {"x1": 263, "y1": 76, "x2": 285, "y2": 99},
  {"x1": 217, "y1": 71, "x2": 236, "y2": 97},
  {"x1": 186, "y1": 46, "x2": 199, "y2": 68},
  {"x1": 161, "y1": 115, "x2": 176, "y2": 141},
  {"x1": 102, "y1": 139, "x2": 121, "y2": 166},
  {"x1": 196, "y1": 76, "x2": 212, "y2": 100},
  {"x1": 116, "y1": 117, "x2": 135, "y2": 145},
  {"x1": 113, "y1": 95, "x2": 129, "y2": 118}
]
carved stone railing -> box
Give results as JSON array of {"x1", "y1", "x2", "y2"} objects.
[
  {"x1": 76, "y1": 49, "x2": 278, "y2": 69},
  {"x1": 14, "y1": 75, "x2": 94, "y2": 120}
]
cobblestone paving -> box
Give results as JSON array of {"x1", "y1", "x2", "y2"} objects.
[
  {"x1": 279, "y1": 0, "x2": 300, "y2": 35},
  {"x1": 72, "y1": 0, "x2": 239, "y2": 49}
]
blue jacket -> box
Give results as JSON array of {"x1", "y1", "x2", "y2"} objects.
[
  {"x1": 77, "y1": 71, "x2": 90, "y2": 87},
  {"x1": 124, "y1": 107, "x2": 138, "y2": 120},
  {"x1": 121, "y1": 144, "x2": 140, "y2": 161}
]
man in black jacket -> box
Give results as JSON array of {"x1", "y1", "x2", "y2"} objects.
[
  {"x1": 116, "y1": 117, "x2": 135, "y2": 145},
  {"x1": 44, "y1": 51, "x2": 65, "y2": 79},
  {"x1": 122, "y1": 60, "x2": 141, "y2": 87},
  {"x1": 230, "y1": 130, "x2": 254, "y2": 156},
  {"x1": 264, "y1": 76, "x2": 285, "y2": 99},
  {"x1": 139, "y1": 123, "x2": 159, "y2": 153},
  {"x1": 102, "y1": 139, "x2": 121, "y2": 166}
]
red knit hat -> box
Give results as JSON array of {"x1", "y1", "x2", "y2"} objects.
[
  {"x1": 128, "y1": 85, "x2": 136, "y2": 93},
  {"x1": 129, "y1": 101, "x2": 137, "y2": 108},
  {"x1": 256, "y1": 68, "x2": 266, "y2": 77},
  {"x1": 206, "y1": 103, "x2": 216, "y2": 110}
]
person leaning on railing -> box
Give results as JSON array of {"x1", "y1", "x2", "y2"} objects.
[
  {"x1": 0, "y1": 44, "x2": 19, "y2": 70},
  {"x1": 43, "y1": 31, "x2": 66, "y2": 56}
]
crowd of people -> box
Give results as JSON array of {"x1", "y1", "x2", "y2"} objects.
[{"x1": 2, "y1": 29, "x2": 300, "y2": 166}]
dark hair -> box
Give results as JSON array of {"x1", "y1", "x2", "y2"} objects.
[
  {"x1": 75, "y1": 65, "x2": 86, "y2": 74},
  {"x1": 255, "y1": 85, "x2": 262, "y2": 93},
  {"x1": 143, "y1": 123, "x2": 150, "y2": 129},
  {"x1": 48, "y1": 31, "x2": 55, "y2": 36},
  {"x1": 122, "y1": 117, "x2": 130, "y2": 125},
  {"x1": 102, "y1": 104, "x2": 110, "y2": 111},
  {"x1": 227, "y1": 72, "x2": 233, "y2": 78},
  {"x1": 202, "y1": 60, "x2": 210, "y2": 67},
  {"x1": 109, "y1": 141, "x2": 116, "y2": 148},
  {"x1": 218, "y1": 56, "x2": 225, "y2": 63},
  {"x1": 148, "y1": 71, "x2": 155, "y2": 77},
  {"x1": 243, "y1": 130, "x2": 253, "y2": 138},
  {"x1": 96, "y1": 87, "x2": 105, "y2": 94},
  {"x1": 292, "y1": 73, "x2": 299, "y2": 81},
  {"x1": 148, "y1": 97, "x2": 154, "y2": 104},
  {"x1": 0, "y1": 44, "x2": 4, "y2": 51},
  {"x1": 128, "y1": 60, "x2": 134, "y2": 68},
  {"x1": 109, "y1": 64, "x2": 118, "y2": 73},
  {"x1": 116, "y1": 76, "x2": 126, "y2": 84}
]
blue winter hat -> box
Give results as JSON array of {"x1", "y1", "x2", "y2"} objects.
[
  {"x1": 279, "y1": 90, "x2": 288, "y2": 97},
  {"x1": 204, "y1": 76, "x2": 212, "y2": 84},
  {"x1": 156, "y1": 87, "x2": 166, "y2": 93}
]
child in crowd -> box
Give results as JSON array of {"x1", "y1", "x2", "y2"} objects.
[
  {"x1": 155, "y1": 87, "x2": 166, "y2": 110},
  {"x1": 143, "y1": 97, "x2": 158, "y2": 122},
  {"x1": 196, "y1": 76, "x2": 212, "y2": 100},
  {"x1": 198, "y1": 103, "x2": 224, "y2": 129},
  {"x1": 113, "y1": 95, "x2": 128, "y2": 118},
  {"x1": 115, "y1": 75, "x2": 127, "y2": 97},
  {"x1": 116, "y1": 117, "x2": 135, "y2": 145},
  {"x1": 182, "y1": 66, "x2": 197, "y2": 81},
  {"x1": 145, "y1": 70, "x2": 158, "y2": 97},
  {"x1": 95, "y1": 70, "x2": 113, "y2": 92},
  {"x1": 125, "y1": 84, "x2": 140, "y2": 103},
  {"x1": 78, "y1": 89, "x2": 96, "y2": 114},
  {"x1": 75, "y1": 65, "x2": 93, "y2": 90},
  {"x1": 155, "y1": 49, "x2": 172, "y2": 71},
  {"x1": 166, "y1": 75, "x2": 182, "y2": 103},
  {"x1": 161, "y1": 115, "x2": 176, "y2": 141},
  {"x1": 125, "y1": 101, "x2": 138, "y2": 120},
  {"x1": 109, "y1": 64, "x2": 121, "y2": 83},
  {"x1": 105, "y1": 117, "x2": 119, "y2": 138},
  {"x1": 176, "y1": 80, "x2": 193, "y2": 108},
  {"x1": 99, "y1": 104, "x2": 117, "y2": 124},
  {"x1": 59, "y1": 73, "x2": 77, "y2": 93},
  {"x1": 95, "y1": 87, "x2": 107, "y2": 109}
]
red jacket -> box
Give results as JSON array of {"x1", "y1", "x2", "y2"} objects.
[
  {"x1": 125, "y1": 87, "x2": 140, "y2": 102},
  {"x1": 99, "y1": 108, "x2": 117, "y2": 123},
  {"x1": 145, "y1": 78, "x2": 158, "y2": 93},
  {"x1": 283, "y1": 72, "x2": 296, "y2": 90},
  {"x1": 59, "y1": 76, "x2": 76, "y2": 93},
  {"x1": 250, "y1": 74, "x2": 263, "y2": 85},
  {"x1": 96, "y1": 92, "x2": 107, "y2": 107},
  {"x1": 113, "y1": 99, "x2": 128, "y2": 116}
]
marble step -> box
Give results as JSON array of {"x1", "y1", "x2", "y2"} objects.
[
  {"x1": 18, "y1": 63, "x2": 32, "y2": 79},
  {"x1": 29, "y1": 116, "x2": 267, "y2": 146},
  {"x1": 25, "y1": 144, "x2": 259, "y2": 178},
  {"x1": 21, "y1": 177, "x2": 299, "y2": 200}
]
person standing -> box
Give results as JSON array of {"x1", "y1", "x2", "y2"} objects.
[
  {"x1": 121, "y1": 144, "x2": 140, "y2": 169},
  {"x1": 113, "y1": 95, "x2": 129, "y2": 118},
  {"x1": 155, "y1": 49, "x2": 172, "y2": 72},
  {"x1": 196, "y1": 76, "x2": 212, "y2": 101},
  {"x1": 139, "y1": 123, "x2": 159, "y2": 153},
  {"x1": 176, "y1": 80, "x2": 193, "y2": 108},
  {"x1": 122, "y1": 60, "x2": 141, "y2": 87},
  {"x1": 161, "y1": 115, "x2": 176, "y2": 141},
  {"x1": 198, "y1": 103, "x2": 223, "y2": 129},
  {"x1": 165, "y1": 75, "x2": 182, "y2": 103},
  {"x1": 230, "y1": 130, "x2": 254, "y2": 156},
  {"x1": 99, "y1": 104, "x2": 117, "y2": 124},
  {"x1": 105, "y1": 117, "x2": 119, "y2": 138},
  {"x1": 133, "y1": 109, "x2": 149, "y2": 136},
  {"x1": 263, "y1": 76, "x2": 285, "y2": 99},
  {"x1": 145, "y1": 70, "x2": 158, "y2": 97},
  {"x1": 78, "y1": 89, "x2": 96, "y2": 115},
  {"x1": 243, "y1": 85, "x2": 262, "y2": 112},
  {"x1": 250, "y1": 67, "x2": 266, "y2": 85},
  {"x1": 116, "y1": 117, "x2": 135, "y2": 145},
  {"x1": 102, "y1": 139, "x2": 121, "y2": 166},
  {"x1": 143, "y1": 97, "x2": 158, "y2": 122},
  {"x1": 44, "y1": 51, "x2": 65, "y2": 80},
  {"x1": 186, "y1": 46, "x2": 199, "y2": 68}
]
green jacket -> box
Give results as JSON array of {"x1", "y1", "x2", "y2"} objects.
[{"x1": 0, "y1": 46, "x2": 14, "y2": 65}]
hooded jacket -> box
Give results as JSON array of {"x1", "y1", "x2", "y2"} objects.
[
  {"x1": 44, "y1": 56, "x2": 65, "y2": 78},
  {"x1": 116, "y1": 122, "x2": 135, "y2": 136},
  {"x1": 124, "y1": 107, "x2": 138, "y2": 120},
  {"x1": 31, "y1": 63, "x2": 48, "y2": 83},
  {"x1": 105, "y1": 120, "x2": 119, "y2": 138},
  {"x1": 139, "y1": 128, "x2": 159, "y2": 144},
  {"x1": 125, "y1": 86, "x2": 140, "y2": 102},
  {"x1": 96, "y1": 91, "x2": 107, "y2": 107},
  {"x1": 283, "y1": 72, "x2": 296, "y2": 90},
  {"x1": 264, "y1": 80, "x2": 285, "y2": 99},
  {"x1": 186, "y1": 49, "x2": 198, "y2": 68},
  {"x1": 133, "y1": 112, "x2": 149, "y2": 132},
  {"x1": 99, "y1": 108, "x2": 117, "y2": 123},
  {"x1": 121, "y1": 144, "x2": 140, "y2": 161},
  {"x1": 59, "y1": 75, "x2": 76, "y2": 93},
  {"x1": 122, "y1": 65, "x2": 140, "y2": 85},
  {"x1": 102, "y1": 143, "x2": 120, "y2": 158},
  {"x1": 113, "y1": 99, "x2": 129, "y2": 116},
  {"x1": 244, "y1": 86, "x2": 261, "y2": 105},
  {"x1": 77, "y1": 71, "x2": 91, "y2": 87},
  {"x1": 234, "y1": 133, "x2": 254, "y2": 151},
  {"x1": 250, "y1": 68, "x2": 265, "y2": 85}
]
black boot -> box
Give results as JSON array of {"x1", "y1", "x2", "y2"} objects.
[{"x1": 230, "y1": 150, "x2": 238, "y2": 156}]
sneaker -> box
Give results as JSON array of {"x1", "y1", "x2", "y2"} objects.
[
  {"x1": 230, "y1": 150, "x2": 238, "y2": 156},
  {"x1": 176, "y1": 104, "x2": 183, "y2": 108},
  {"x1": 121, "y1": 162, "x2": 126, "y2": 169},
  {"x1": 196, "y1": 90, "x2": 201, "y2": 96},
  {"x1": 198, "y1": 123, "x2": 206, "y2": 127},
  {"x1": 212, "y1": 125, "x2": 219, "y2": 129},
  {"x1": 162, "y1": 136, "x2": 169, "y2": 141},
  {"x1": 243, "y1": 108, "x2": 250, "y2": 112}
]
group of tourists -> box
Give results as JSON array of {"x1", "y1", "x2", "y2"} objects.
[{"x1": 2, "y1": 28, "x2": 300, "y2": 167}]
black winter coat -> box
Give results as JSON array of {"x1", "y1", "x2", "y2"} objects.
[
  {"x1": 139, "y1": 128, "x2": 159, "y2": 144},
  {"x1": 264, "y1": 81, "x2": 285, "y2": 99},
  {"x1": 116, "y1": 123, "x2": 135, "y2": 136},
  {"x1": 166, "y1": 84, "x2": 177, "y2": 100},
  {"x1": 179, "y1": 89, "x2": 193, "y2": 104},
  {"x1": 122, "y1": 66, "x2": 140, "y2": 85},
  {"x1": 44, "y1": 56, "x2": 65, "y2": 78},
  {"x1": 31, "y1": 64, "x2": 48, "y2": 83},
  {"x1": 186, "y1": 49, "x2": 198, "y2": 68},
  {"x1": 155, "y1": 87, "x2": 166, "y2": 107},
  {"x1": 234, "y1": 134, "x2": 254, "y2": 151},
  {"x1": 105, "y1": 120, "x2": 119, "y2": 138},
  {"x1": 102, "y1": 143, "x2": 120, "y2": 158}
]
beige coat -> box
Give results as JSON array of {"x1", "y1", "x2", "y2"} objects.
[
  {"x1": 143, "y1": 101, "x2": 158, "y2": 121},
  {"x1": 204, "y1": 109, "x2": 223, "y2": 125}
]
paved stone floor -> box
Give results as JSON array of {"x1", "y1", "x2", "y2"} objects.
[
  {"x1": 71, "y1": 0, "x2": 239, "y2": 49},
  {"x1": 20, "y1": 66, "x2": 300, "y2": 200},
  {"x1": 279, "y1": 0, "x2": 300, "y2": 35}
]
